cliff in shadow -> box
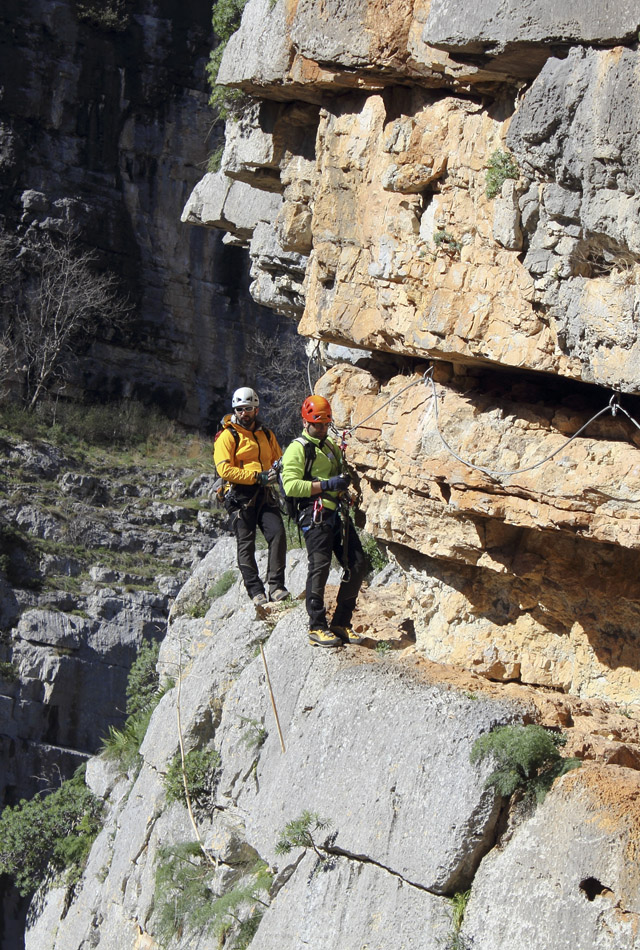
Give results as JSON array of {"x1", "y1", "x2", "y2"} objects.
[{"x1": 0, "y1": 0, "x2": 293, "y2": 428}]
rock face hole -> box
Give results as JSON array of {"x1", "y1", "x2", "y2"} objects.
[{"x1": 579, "y1": 877, "x2": 613, "y2": 901}]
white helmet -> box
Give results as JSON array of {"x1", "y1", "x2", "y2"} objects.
[{"x1": 232, "y1": 387, "x2": 259, "y2": 410}]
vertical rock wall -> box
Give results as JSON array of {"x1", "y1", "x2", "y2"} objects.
[{"x1": 183, "y1": 0, "x2": 640, "y2": 705}]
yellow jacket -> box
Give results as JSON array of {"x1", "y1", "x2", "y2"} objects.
[{"x1": 213, "y1": 415, "x2": 282, "y2": 487}]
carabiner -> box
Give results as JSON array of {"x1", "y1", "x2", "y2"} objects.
[
  {"x1": 609, "y1": 393, "x2": 620, "y2": 417},
  {"x1": 312, "y1": 497, "x2": 324, "y2": 524}
]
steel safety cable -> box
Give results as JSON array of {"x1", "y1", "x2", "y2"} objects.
[
  {"x1": 428, "y1": 376, "x2": 626, "y2": 480},
  {"x1": 618, "y1": 404, "x2": 640, "y2": 433},
  {"x1": 339, "y1": 371, "x2": 431, "y2": 437}
]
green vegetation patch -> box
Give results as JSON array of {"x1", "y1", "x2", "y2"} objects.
[
  {"x1": 275, "y1": 811, "x2": 331, "y2": 860},
  {"x1": 0, "y1": 659, "x2": 18, "y2": 681},
  {"x1": 154, "y1": 844, "x2": 271, "y2": 947},
  {"x1": 360, "y1": 531, "x2": 388, "y2": 576},
  {"x1": 447, "y1": 889, "x2": 471, "y2": 950},
  {"x1": 470, "y1": 723, "x2": 581, "y2": 805},
  {"x1": 206, "y1": 0, "x2": 250, "y2": 119},
  {"x1": 485, "y1": 149, "x2": 520, "y2": 199},
  {"x1": 0, "y1": 764, "x2": 103, "y2": 897},
  {"x1": 101, "y1": 639, "x2": 170, "y2": 773},
  {"x1": 164, "y1": 748, "x2": 222, "y2": 809},
  {"x1": 74, "y1": 0, "x2": 132, "y2": 30},
  {"x1": 433, "y1": 229, "x2": 463, "y2": 256}
]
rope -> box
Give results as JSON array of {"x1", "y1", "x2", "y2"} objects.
[
  {"x1": 306, "y1": 337, "x2": 640, "y2": 484},
  {"x1": 260, "y1": 642, "x2": 286, "y2": 754},
  {"x1": 307, "y1": 341, "x2": 321, "y2": 394},
  {"x1": 175, "y1": 636, "x2": 218, "y2": 869},
  {"x1": 332, "y1": 359, "x2": 639, "y2": 485},
  {"x1": 618, "y1": 404, "x2": 640, "y2": 433},
  {"x1": 428, "y1": 374, "x2": 623, "y2": 481}
]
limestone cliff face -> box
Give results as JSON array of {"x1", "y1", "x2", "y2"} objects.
[
  {"x1": 183, "y1": 0, "x2": 640, "y2": 705},
  {"x1": 0, "y1": 0, "x2": 288, "y2": 428},
  {"x1": 25, "y1": 542, "x2": 640, "y2": 949}
]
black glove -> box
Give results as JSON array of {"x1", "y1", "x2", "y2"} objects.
[
  {"x1": 320, "y1": 474, "x2": 350, "y2": 492},
  {"x1": 256, "y1": 469, "x2": 276, "y2": 487}
]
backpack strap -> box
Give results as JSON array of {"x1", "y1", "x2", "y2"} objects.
[
  {"x1": 227, "y1": 424, "x2": 240, "y2": 462},
  {"x1": 300, "y1": 437, "x2": 316, "y2": 480}
]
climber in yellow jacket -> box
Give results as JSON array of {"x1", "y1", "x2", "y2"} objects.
[{"x1": 214, "y1": 387, "x2": 288, "y2": 606}]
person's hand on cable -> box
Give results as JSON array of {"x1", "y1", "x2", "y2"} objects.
[
  {"x1": 256, "y1": 468, "x2": 277, "y2": 487},
  {"x1": 320, "y1": 474, "x2": 351, "y2": 492}
]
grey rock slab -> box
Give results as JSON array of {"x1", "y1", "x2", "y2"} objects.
[
  {"x1": 8, "y1": 441, "x2": 70, "y2": 478},
  {"x1": 181, "y1": 170, "x2": 282, "y2": 244},
  {"x1": 424, "y1": 0, "x2": 640, "y2": 54},
  {"x1": 216, "y1": 611, "x2": 519, "y2": 893},
  {"x1": 255, "y1": 851, "x2": 451, "y2": 950},
  {"x1": 461, "y1": 767, "x2": 640, "y2": 950},
  {"x1": 508, "y1": 47, "x2": 640, "y2": 227},
  {"x1": 14, "y1": 504, "x2": 61, "y2": 540},
  {"x1": 16, "y1": 609, "x2": 84, "y2": 649},
  {"x1": 146, "y1": 607, "x2": 269, "y2": 772},
  {"x1": 290, "y1": 0, "x2": 375, "y2": 67},
  {"x1": 217, "y1": 0, "x2": 293, "y2": 89},
  {"x1": 492, "y1": 178, "x2": 524, "y2": 250}
]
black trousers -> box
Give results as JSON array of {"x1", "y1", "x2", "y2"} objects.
[
  {"x1": 231, "y1": 496, "x2": 286, "y2": 598},
  {"x1": 301, "y1": 508, "x2": 366, "y2": 630}
]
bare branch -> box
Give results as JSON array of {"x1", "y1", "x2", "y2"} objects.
[{"x1": 1, "y1": 228, "x2": 132, "y2": 408}]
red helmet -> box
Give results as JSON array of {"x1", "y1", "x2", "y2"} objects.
[{"x1": 301, "y1": 395, "x2": 332, "y2": 424}]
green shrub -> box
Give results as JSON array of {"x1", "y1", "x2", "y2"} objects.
[
  {"x1": 360, "y1": 531, "x2": 388, "y2": 576},
  {"x1": 433, "y1": 229, "x2": 463, "y2": 256},
  {"x1": 470, "y1": 724, "x2": 581, "y2": 805},
  {"x1": 206, "y1": 0, "x2": 250, "y2": 119},
  {"x1": 0, "y1": 660, "x2": 18, "y2": 681},
  {"x1": 239, "y1": 716, "x2": 267, "y2": 751},
  {"x1": 207, "y1": 144, "x2": 225, "y2": 173},
  {"x1": 100, "y1": 711, "x2": 155, "y2": 773},
  {"x1": 0, "y1": 398, "x2": 179, "y2": 450},
  {"x1": 100, "y1": 639, "x2": 168, "y2": 772},
  {"x1": 164, "y1": 748, "x2": 222, "y2": 808},
  {"x1": 126, "y1": 639, "x2": 161, "y2": 719},
  {"x1": 208, "y1": 570, "x2": 237, "y2": 600},
  {"x1": 447, "y1": 889, "x2": 471, "y2": 950},
  {"x1": 74, "y1": 0, "x2": 131, "y2": 30},
  {"x1": 485, "y1": 149, "x2": 519, "y2": 199},
  {"x1": 275, "y1": 811, "x2": 331, "y2": 860},
  {"x1": 0, "y1": 765, "x2": 102, "y2": 896},
  {"x1": 154, "y1": 844, "x2": 271, "y2": 945}
]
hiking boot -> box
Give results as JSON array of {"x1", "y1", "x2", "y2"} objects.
[
  {"x1": 252, "y1": 592, "x2": 268, "y2": 606},
  {"x1": 308, "y1": 628, "x2": 341, "y2": 648},
  {"x1": 330, "y1": 624, "x2": 364, "y2": 645},
  {"x1": 270, "y1": 588, "x2": 289, "y2": 602}
]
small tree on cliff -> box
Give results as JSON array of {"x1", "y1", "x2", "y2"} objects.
[{"x1": 0, "y1": 228, "x2": 131, "y2": 409}]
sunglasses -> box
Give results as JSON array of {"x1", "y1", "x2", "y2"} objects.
[{"x1": 236, "y1": 406, "x2": 256, "y2": 413}]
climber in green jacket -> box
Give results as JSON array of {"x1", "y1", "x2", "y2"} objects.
[{"x1": 280, "y1": 394, "x2": 366, "y2": 648}]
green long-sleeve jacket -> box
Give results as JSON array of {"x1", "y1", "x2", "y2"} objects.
[{"x1": 280, "y1": 432, "x2": 343, "y2": 512}]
